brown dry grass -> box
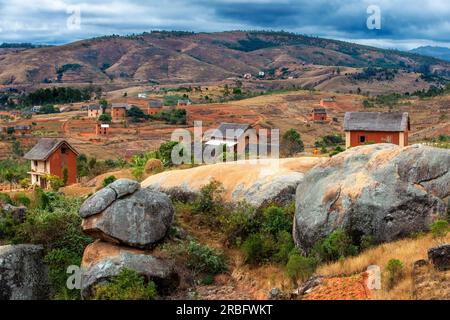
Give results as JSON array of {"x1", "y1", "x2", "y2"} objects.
[{"x1": 317, "y1": 233, "x2": 450, "y2": 300}]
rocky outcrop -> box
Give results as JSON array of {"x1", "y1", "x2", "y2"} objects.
[
  {"x1": 80, "y1": 241, "x2": 179, "y2": 299},
  {"x1": 0, "y1": 245, "x2": 49, "y2": 300},
  {"x1": 294, "y1": 144, "x2": 450, "y2": 253},
  {"x1": 79, "y1": 179, "x2": 140, "y2": 218},
  {"x1": 78, "y1": 179, "x2": 179, "y2": 299},
  {"x1": 142, "y1": 157, "x2": 324, "y2": 208},
  {"x1": 82, "y1": 188, "x2": 174, "y2": 248},
  {"x1": 1, "y1": 204, "x2": 26, "y2": 223},
  {"x1": 428, "y1": 244, "x2": 450, "y2": 271}
]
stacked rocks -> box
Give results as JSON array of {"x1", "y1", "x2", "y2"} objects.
[{"x1": 78, "y1": 179, "x2": 179, "y2": 299}]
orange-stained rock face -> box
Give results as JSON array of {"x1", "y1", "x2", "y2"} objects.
[{"x1": 142, "y1": 157, "x2": 326, "y2": 207}]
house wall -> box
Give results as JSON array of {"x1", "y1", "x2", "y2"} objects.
[
  {"x1": 88, "y1": 109, "x2": 103, "y2": 118},
  {"x1": 313, "y1": 113, "x2": 327, "y2": 121},
  {"x1": 147, "y1": 107, "x2": 161, "y2": 115},
  {"x1": 112, "y1": 108, "x2": 126, "y2": 121},
  {"x1": 347, "y1": 131, "x2": 404, "y2": 148},
  {"x1": 47, "y1": 144, "x2": 78, "y2": 185}
]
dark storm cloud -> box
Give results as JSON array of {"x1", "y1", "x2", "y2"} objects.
[{"x1": 0, "y1": 0, "x2": 449, "y2": 49}]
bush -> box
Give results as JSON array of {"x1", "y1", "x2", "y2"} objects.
[
  {"x1": 430, "y1": 220, "x2": 449, "y2": 240},
  {"x1": 274, "y1": 230, "x2": 295, "y2": 264},
  {"x1": 262, "y1": 206, "x2": 293, "y2": 236},
  {"x1": 241, "y1": 233, "x2": 276, "y2": 265},
  {"x1": 98, "y1": 113, "x2": 112, "y2": 123},
  {"x1": 0, "y1": 214, "x2": 18, "y2": 240},
  {"x1": 92, "y1": 268, "x2": 158, "y2": 300},
  {"x1": 385, "y1": 259, "x2": 404, "y2": 290},
  {"x1": 219, "y1": 202, "x2": 257, "y2": 247},
  {"x1": 184, "y1": 240, "x2": 227, "y2": 276},
  {"x1": 286, "y1": 252, "x2": 317, "y2": 286},
  {"x1": 193, "y1": 179, "x2": 224, "y2": 222},
  {"x1": 312, "y1": 229, "x2": 358, "y2": 263},
  {"x1": 360, "y1": 235, "x2": 375, "y2": 251},
  {"x1": 12, "y1": 192, "x2": 30, "y2": 207},
  {"x1": 15, "y1": 194, "x2": 92, "y2": 299},
  {"x1": 0, "y1": 193, "x2": 12, "y2": 205},
  {"x1": 102, "y1": 175, "x2": 117, "y2": 187},
  {"x1": 158, "y1": 141, "x2": 179, "y2": 167}
]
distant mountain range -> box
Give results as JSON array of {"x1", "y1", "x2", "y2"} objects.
[
  {"x1": 410, "y1": 46, "x2": 450, "y2": 62},
  {"x1": 0, "y1": 31, "x2": 449, "y2": 86}
]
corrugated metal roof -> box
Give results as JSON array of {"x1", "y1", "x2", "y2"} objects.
[
  {"x1": 204, "y1": 122, "x2": 252, "y2": 141},
  {"x1": 313, "y1": 108, "x2": 327, "y2": 114},
  {"x1": 24, "y1": 138, "x2": 79, "y2": 161},
  {"x1": 344, "y1": 112, "x2": 409, "y2": 132}
]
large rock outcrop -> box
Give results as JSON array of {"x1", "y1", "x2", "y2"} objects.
[
  {"x1": 0, "y1": 245, "x2": 49, "y2": 300},
  {"x1": 428, "y1": 244, "x2": 450, "y2": 271},
  {"x1": 80, "y1": 241, "x2": 179, "y2": 299},
  {"x1": 294, "y1": 144, "x2": 450, "y2": 253},
  {"x1": 82, "y1": 188, "x2": 174, "y2": 248},
  {"x1": 142, "y1": 157, "x2": 324, "y2": 208},
  {"x1": 78, "y1": 179, "x2": 179, "y2": 299}
]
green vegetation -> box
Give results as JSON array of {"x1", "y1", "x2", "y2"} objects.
[
  {"x1": 98, "y1": 113, "x2": 112, "y2": 123},
  {"x1": 286, "y1": 252, "x2": 317, "y2": 285},
  {"x1": 92, "y1": 268, "x2": 158, "y2": 300},
  {"x1": 385, "y1": 259, "x2": 404, "y2": 290},
  {"x1": 76, "y1": 154, "x2": 125, "y2": 179},
  {"x1": 430, "y1": 220, "x2": 449, "y2": 243},
  {"x1": 102, "y1": 175, "x2": 117, "y2": 187},
  {"x1": 151, "y1": 109, "x2": 187, "y2": 125},
  {"x1": 311, "y1": 229, "x2": 358, "y2": 263},
  {"x1": 281, "y1": 129, "x2": 304, "y2": 157},
  {"x1": 0, "y1": 191, "x2": 91, "y2": 299},
  {"x1": 126, "y1": 106, "x2": 149, "y2": 122},
  {"x1": 351, "y1": 67, "x2": 397, "y2": 81},
  {"x1": 0, "y1": 159, "x2": 29, "y2": 189},
  {"x1": 22, "y1": 87, "x2": 94, "y2": 106}
]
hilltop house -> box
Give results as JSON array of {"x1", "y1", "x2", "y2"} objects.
[
  {"x1": 111, "y1": 103, "x2": 129, "y2": 122},
  {"x1": 14, "y1": 125, "x2": 32, "y2": 135},
  {"x1": 87, "y1": 105, "x2": 103, "y2": 119},
  {"x1": 148, "y1": 100, "x2": 163, "y2": 115},
  {"x1": 344, "y1": 112, "x2": 410, "y2": 149},
  {"x1": 312, "y1": 108, "x2": 328, "y2": 121},
  {"x1": 24, "y1": 138, "x2": 79, "y2": 188},
  {"x1": 31, "y1": 106, "x2": 42, "y2": 113},
  {"x1": 204, "y1": 122, "x2": 257, "y2": 156},
  {"x1": 138, "y1": 93, "x2": 147, "y2": 99}
]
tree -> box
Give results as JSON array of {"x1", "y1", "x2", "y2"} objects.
[
  {"x1": 99, "y1": 99, "x2": 108, "y2": 113},
  {"x1": 282, "y1": 129, "x2": 304, "y2": 156},
  {"x1": 158, "y1": 141, "x2": 179, "y2": 167},
  {"x1": 98, "y1": 113, "x2": 112, "y2": 123},
  {"x1": 126, "y1": 106, "x2": 148, "y2": 122}
]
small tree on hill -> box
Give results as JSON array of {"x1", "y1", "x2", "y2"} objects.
[{"x1": 282, "y1": 129, "x2": 304, "y2": 157}]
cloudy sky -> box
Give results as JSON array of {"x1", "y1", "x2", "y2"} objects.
[{"x1": 0, "y1": 0, "x2": 449, "y2": 50}]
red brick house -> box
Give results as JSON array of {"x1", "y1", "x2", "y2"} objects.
[
  {"x1": 111, "y1": 103, "x2": 129, "y2": 122},
  {"x1": 344, "y1": 112, "x2": 410, "y2": 149},
  {"x1": 312, "y1": 108, "x2": 328, "y2": 121},
  {"x1": 148, "y1": 100, "x2": 163, "y2": 115},
  {"x1": 87, "y1": 105, "x2": 103, "y2": 119},
  {"x1": 96, "y1": 122, "x2": 110, "y2": 136},
  {"x1": 24, "y1": 138, "x2": 79, "y2": 188}
]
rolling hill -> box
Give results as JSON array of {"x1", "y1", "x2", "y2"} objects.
[
  {"x1": 0, "y1": 31, "x2": 449, "y2": 87},
  {"x1": 410, "y1": 46, "x2": 450, "y2": 62}
]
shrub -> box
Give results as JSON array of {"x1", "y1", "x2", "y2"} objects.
[
  {"x1": 102, "y1": 175, "x2": 117, "y2": 187},
  {"x1": 193, "y1": 179, "x2": 224, "y2": 221},
  {"x1": 0, "y1": 193, "x2": 12, "y2": 205},
  {"x1": 158, "y1": 141, "x2": 179, "y2": 167},
  {"x1": 45, "y1": 175, "x2": 65, "y2": 191},
  {"x1": 98, "y1": 113, "x2": 112, "y2": 123},
  {"x1": 15, "y1": 194, "x2": 92, "y2": 299},
  {"x1": 286, "y1": 252, "x2": 317, "y2": 286},
  {"x1": 274, "y1": 230, "x2": 295, "y2": 264},
  {"x1": 385, "y1": 259, "x2": 404, "y2": 290},
  {"x1": 184, "y1": 240, "x2": 227, "y2": 276},
  {"x1": 241, "y1": 233, "x2": 276, "y2": 265},
  {"x1": 92, "y1": 268, "x2": 158, "y2": 300},
  {"x1": 430, "y1": 220, "x2": 449, "y2": 240},
  {"x1": 312, "y1": 229, "x2": 358, "y2": 263},
  {"x1": 360, "y1": 235, "x2": 375, "y2": 251},
  {"x1": 0, "y1": 214, "x2": 18, "y2": 240},
  {"x1": 12, "y1": 192, "x2": 30, "y2": 207},
  {"x1": 262, "y1": 206, "x2": 293, "y2": 236},
  {"x1": 219, "y1": 202, "x2": 258, "y2": 247}
]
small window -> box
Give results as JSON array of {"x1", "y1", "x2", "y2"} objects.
[
  {"x1": 61, "y1": 146, "x2": 67, "y2": 154},
  {"x1": 359, "y1": 136, "x2": 366, "y2": 144},
  {"x1": 34, "y1": 160, "x2": 38, "y2": 167}
]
